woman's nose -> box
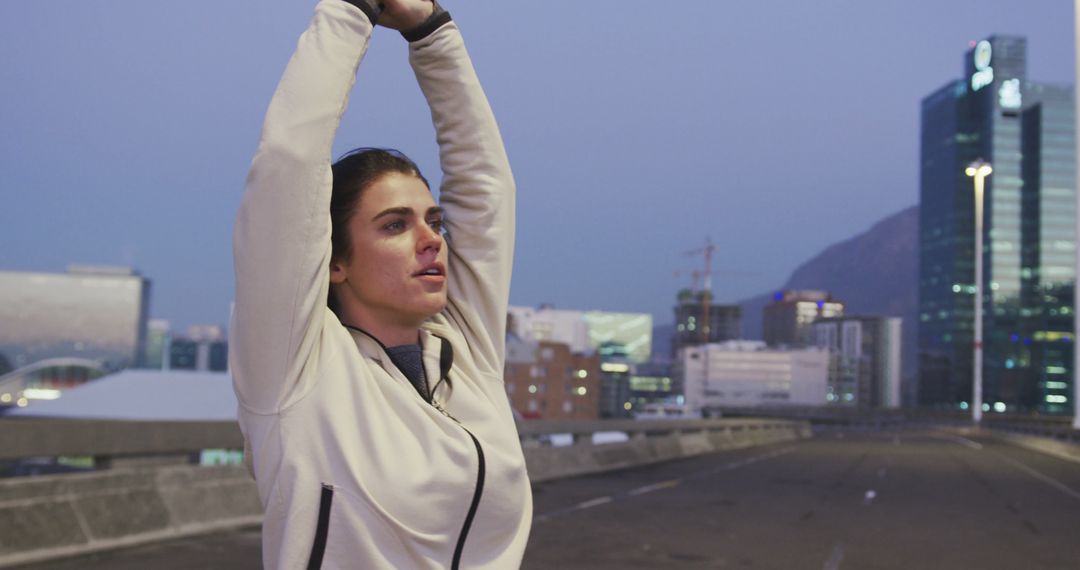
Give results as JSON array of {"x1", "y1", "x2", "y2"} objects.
[{"x1": 417, "y1": 224, "x2": 442, "y2": 252}]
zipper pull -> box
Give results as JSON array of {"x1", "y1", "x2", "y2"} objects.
[{"x1": 432, "y1": 399, "x2": 460, "y2": 423}]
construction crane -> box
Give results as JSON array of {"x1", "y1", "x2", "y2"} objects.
[
  {"x1": 684, "y1": 237, "x2": 716, "y2": 344},
  {"x1": 671, "y1": 269, "x2": 703, "y2": 293}
]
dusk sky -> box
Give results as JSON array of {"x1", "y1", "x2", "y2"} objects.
[{"x1": 1, "y1": 1, "x2": 1075, "y2": 332}]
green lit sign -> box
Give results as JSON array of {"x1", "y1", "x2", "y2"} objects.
[
  {"x1": 971, "y1": 40, "x2": 994, "y2": 92},
  {"x1": 998, "y1": 78, "x2": 1022, "y2": 109}
]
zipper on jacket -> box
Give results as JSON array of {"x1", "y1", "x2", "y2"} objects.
[
  {"x1": 307, "y1": 484, "x2": 334, "y2": 570},
  {"x1": 432, "y1": 398, "x2": 486, "y2": 570},
  {"x1": 453, "y1": 429, "x2": 485, "y2": 570},
  {"x1": 344, "y1": 325, "x2": 484, "y2": 568},
  {"x1": 429, "y1": 334, "x2": 454, "y2": 403}
]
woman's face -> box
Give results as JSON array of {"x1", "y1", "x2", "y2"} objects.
[{"x1": 330, "y1": 172, "x2": 448, "y2": 330}]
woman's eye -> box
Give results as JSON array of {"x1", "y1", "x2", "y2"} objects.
[
  {"x1": 428, "y1": 218, "x2": 444, "y2": 232},
  {"x1": 383, "y1": 220, "x2": 406, "y2": 232}
]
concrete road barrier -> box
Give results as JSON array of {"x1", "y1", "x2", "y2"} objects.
[
  {"x1": 0, "y1": 464, "x2": 260, "y2": 568},
  {"x1": 0, "y1": 418, "x2": 810, "y2": 568},
  {"x1": 938, "y1": 425, "x2": 1080, "y2": 466},
  {"x1": 988, "y1": 431, "x2": 1080, "y2": 465},
  {"x1": 523, "y1": 420, "x2": 810, "y2": 483}
]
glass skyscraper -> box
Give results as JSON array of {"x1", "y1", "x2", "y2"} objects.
[{"x1": 919, "y1": 36, "x2": 1076, "y2": 413}]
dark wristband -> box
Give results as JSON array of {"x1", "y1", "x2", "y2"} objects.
[
  {"x1": 342, "y1": 0, "x2": 381, "y2": 25},
  {"x1": 401, "y1": 3, "x2": 452, "y2": 42}
]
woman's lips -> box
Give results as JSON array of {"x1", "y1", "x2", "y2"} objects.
[
  {"x1": 414, "y1": 262, "x2": 446, "y2": 283},
  {"x1": 416, "y1": 274, "x2": 446, "y2": 284}
]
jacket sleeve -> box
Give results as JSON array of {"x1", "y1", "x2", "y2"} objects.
[
  {"x1": 409, "y1": 21, "x2": 516, "y2": 378},
  {"x1": 231, "y1": 0, "x2": 374, "y2": 413}
]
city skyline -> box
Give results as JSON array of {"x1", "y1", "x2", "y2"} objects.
[{"x1": 1, "y1": 1, "x2": 1075, "y2": 331}]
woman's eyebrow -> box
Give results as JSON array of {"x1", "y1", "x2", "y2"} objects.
[
  {"x1": 371, "y1": 207, "x2": 413, "y2": 221},
  {"x1": 372, "y1": 206, "x2": 445, "y2": 221}
]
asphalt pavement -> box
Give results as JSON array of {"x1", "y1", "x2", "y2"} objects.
[{"x1": 17, "y1": 430, "x2": 1080, "y2": 569}]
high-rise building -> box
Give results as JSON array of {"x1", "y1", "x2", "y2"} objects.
[
  {"x1": 813, "y1": 316, "x2": 903, "y2": 408},
  {"x1": 0, "y1": 266, "x2": 151, "y2": 371},
  {"x1": 763, "y1": 290, "x2": 844, "y2": 348},
  {"x1": 142, "y1": 319, "x2": 170, "y2": 370},
  {"x1": 919, "y1": 36, "x2": 1075, "y2": 413},
  {"x1": 671, "y1": 289, "x2": 741, "y2": 358}
]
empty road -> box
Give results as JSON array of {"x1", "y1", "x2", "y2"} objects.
[{"x1": 17, "y1": 430, "x2": 1080, "y2": 569}]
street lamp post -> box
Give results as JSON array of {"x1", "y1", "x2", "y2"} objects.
[
  {"x1": 1073, "y1": 0, "x2": 1080, "y2": 429},
  {"x1": 966, "y1": 160, "x2": 992, "y2": 424}
]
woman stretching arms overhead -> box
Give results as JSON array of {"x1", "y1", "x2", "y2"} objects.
[{"x1": 230, "y1": 1, "x2": 532, "y2": 567}]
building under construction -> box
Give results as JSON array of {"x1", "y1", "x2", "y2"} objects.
[{"x1": 671, "y1": 289, "x2": 742, "y2": 358}]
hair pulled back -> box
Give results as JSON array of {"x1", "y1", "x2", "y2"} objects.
[{"x1": 328, "y1": 148, "x2": 430, "y2": 315}]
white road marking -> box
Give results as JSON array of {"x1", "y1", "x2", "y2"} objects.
[
  {"x1": 532, "y1": 495, "x2": 615, "y2": 524},
  {"x1": 822, "y1": 542, "x2": 845, "y2": 570},
  {"x1": 934, "y1": 432, "x2": 1080, "y2": 502},
  {"x1": 991, "y1": 450, "x2": 1080, "y2": 502},
  {"x1": 711, "y1": 446, "x2": 797, "y2": 475},
  {"x1": 628, "y1": 479, "x2": 682, "y2": 496},
  {"x1": 722, "y1": 458, "x2": 754, "y2": 470},
  {"x1": 534, "y1": 446, "x2": 797, "y2": 523},
  {"x1": 575, "y1": 496, "x2": 614, "y2": 510},
  {"x1": 863, "y1": 489, "x2": 877, "y2": 505},
  {"x1": 932, "y1": 432, "x2": 983, "y2": 450}
]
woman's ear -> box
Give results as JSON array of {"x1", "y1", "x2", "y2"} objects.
[{"x1": 329, "y1": 258, "x2": 347, "y2": 284}]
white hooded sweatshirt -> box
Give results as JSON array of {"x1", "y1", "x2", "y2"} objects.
[{"x1": 230, "y1": 1, "x2": 532, "y2": 568}]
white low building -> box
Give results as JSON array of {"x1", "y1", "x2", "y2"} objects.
[
  {"x1": 677, "y1": 341, "x2": 829, "y2": 413},
  {"x1": 508, "y1": 305, "x2": 653, "y2": 363}
]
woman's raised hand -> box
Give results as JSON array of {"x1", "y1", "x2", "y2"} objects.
[{"x1": 377, "y1": 0, "x2": 436, "y2": 32}]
